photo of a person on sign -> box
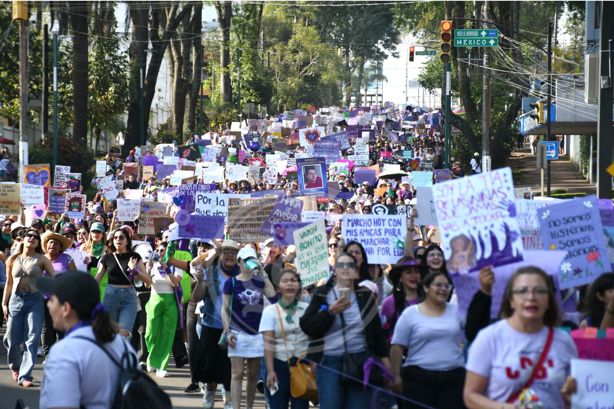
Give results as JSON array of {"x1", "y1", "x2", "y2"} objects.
[{"x1": 303, "y1": 165, "x2": 323, "y2": 189}]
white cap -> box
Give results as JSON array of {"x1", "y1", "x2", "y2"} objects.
[{"x1": 237, "y1": 246, "x2": 258, "y2": 261}]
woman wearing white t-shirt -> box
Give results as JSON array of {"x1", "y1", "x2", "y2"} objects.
[
  {"x1": 390, "y1": 270, "x2": 466, "y2": 409},
  {"x1": 259, "y1": 269, "x2": 310, "y2": 409},
  {"x1": 464, "y1": 266, "x2": 577, "y2": 409}
]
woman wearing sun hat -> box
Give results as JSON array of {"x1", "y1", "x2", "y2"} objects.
[{"x1": 41, "y1": 231, "x2": 77, "y2": 358}]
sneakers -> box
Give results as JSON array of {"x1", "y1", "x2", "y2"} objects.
[
  {"x1": 147, "y1": 366, "x2": 156, "y2": 373},
  {"x1": 155, "y1": 369, "x2": 168, "y2": 378},
  {"x1": 223, "y1": 401, "x2": 233, "y2": 409},
  {"x1": 184, "y1": 382, "x2": 200, "y2": 393},
  {"x1": 256, "y1": 379, "x2": 265, "y2": 394},
  {"x1": 203, "y1": 388, "x2": 215, "y2": 409}
]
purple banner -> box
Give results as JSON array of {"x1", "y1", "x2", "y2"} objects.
[
  {"x1": 178, "y1": 215, "x2": 225, "y2": 240},
  {"x1": 175, "y1": 184, "x2": 218, "y2": 213},
  {"x1": 449, "y1": 272, "x2": 480, "y2": 320},
  {"x1": 313, "y1": 139, "x2": 342, "y2": 164},
  {"x1": 538, "y1": 196, "x2": 610, "y2": 289},
  {"x1": 156, "y1": 164, "x2": 177, "y2": 180},
  {"x1": 260, "y1": 197, "x2": 304, "y2": 234},
  {"x1": 324, "y1": 131, "x2": 350, "y2": 150}
]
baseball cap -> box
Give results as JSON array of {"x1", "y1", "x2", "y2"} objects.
[
  {"x1": 61, "y1": 223, "x2": 78, "y2": 235},
  {"x1": 36, "y1": 272, "x2": 100, "y2": 318},
  {"x1": 237, "y1": 246, "x2": 258, "y2": 261},
  {"x1": 90, "y1": 222, "x2": 105, "y2": 233},
  {"x1": 221, "y1": 239, "x2": 240, "y2": 251},
  {"x1": 31, "y1": 218, "x2": 44, "y2": 228}
]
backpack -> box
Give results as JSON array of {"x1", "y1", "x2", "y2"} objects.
[{"x1": 75, "y1": 336, "x2": 172, "y2": 409}]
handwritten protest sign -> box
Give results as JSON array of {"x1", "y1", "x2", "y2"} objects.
[
  {"x1": 0, "y1": 183, "x2": 21, "y2": 214},
  {"x1": 54, "y1": 165, "x2": 70, "y2": 187},
  {"x1": 47, "y1": 188, "x2": 69, "y2": 213},
  {"x1": 116, "y1": 199, "x2": 141, "y2": 222},
  {"x1": 432, "y1": 167, "x2": 523, "y2": 274},
  {"x1": 24, "y1": 164, "x2": 51, "y2": 187},
  {"x1": 98, "y1": 177, "x2": 119, "y2": 201},
  {"x1": 96, "y1": 161, "x2": 107, "y2": 177},
  {"x1": 201, "y1": 165, "x2": 224, "y2": 184},
  {"x1": 226, "y1": 164, "x2": 249, "y2": 182},
  {"x1": 138, "y1": 201, "x2": 168, "y2": 235},
  {"x1": 142, "y1": 165, "x2": 154, "y2": 181},
  {"x1": 263, "y1": 167, "x2": 278, "y2": 185},
  {"x1": 313, "y1": 139, "x2": 341, "y2": 163},
  {"x1": 178, "y1": 215, "x2": 225, "y2": 240},
  {"x1": 342, "y1": 215, "x2": 406, "y2": 264},
  {"x1": 20, "y1": 184, "x2": 45, "y2": 207},
  {"x1": 195, "y1": 193, "x2": 230, "y2": 217},
  {"x1": 156, "y1": 164, "x2": 176, "y2": 180},
  {"x1": 227, "y1": 197, "x2": 277, "y2": 242},
  {"x1": 64, "y1": 193, "x2": 86, "y2": 219},
  {"x1": 571, "y1": 359, "x2": 614, "y2": 409},
  {"x1": 294, "y1": 220, "x2": 329, "y2": 287},
  {"x1": 410, "y1": 171, "x2": 433, "y2": 187},
  {"x1": 515, "y1": 198, "x2": 562, "y2": 250},
  {"x1": 571, "y1": 328, "x2": 614, "y2": 361},
  {"x1": 260, "y1": 197, "x2": 304, "y2": 234},
  {"x1": 302, "y1": 211, "x2": 325, "y2": 223},
  {"x1": 123, "y1": 189, "x2": 143, "y2": 200},
  {"x1": 538, "y1": 196, "x2": 610, "y2": 289},
  {"x1": 297, "y1": 157, "x2": 327, "y2": 197},
  {"x1": 326, "y1": 131, "x2": 350, "y2": 150}
]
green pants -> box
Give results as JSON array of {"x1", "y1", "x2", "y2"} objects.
[{"x1": 145, "y1": 292, "x2": 178, "y2": 370}]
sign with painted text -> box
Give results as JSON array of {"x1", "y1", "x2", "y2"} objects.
[
  {"x1": 227, "y1": 197, "x2": 277, "y2": 243},
  {"x1": 342, "y1": 215, "x2": 406, "y2": 264},
  {"x1": 294, "y1": 220, "x2": 329, "y2": 287},
  {"x1": 20, "y1": 184, "x2": 45, "y2": 207},
  {"x1": 116, "y1": 199, "x2": 141, "y2": 222},
  {"x1": 0, "y1": 183, "x2": 21, "y2": 214},
  {"x1": 570, "y1": 359, "x2": 614, "y2": 409},
  {"x1": 194, "y1": 193, "x2": 230, "y2": 217},
  {"x1": 260, "y1": 197, "x2": 304, "y2": 234}
]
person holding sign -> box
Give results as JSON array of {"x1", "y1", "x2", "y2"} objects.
[
  {"x1": 299, "y1": 252, "x2": 389, "y2": 409},
  {"x1": 464, "y1": 266, "x2": 577, "y2": 408},
  {"x1": 390, "y1": 271, "x2": 465, "y2": 409}
]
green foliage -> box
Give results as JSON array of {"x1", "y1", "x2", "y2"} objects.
[{"x1": 29, "y1": 135, "x2": 96, "y2": 190}]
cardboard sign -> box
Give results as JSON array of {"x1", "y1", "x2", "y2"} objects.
[
  {"x1": 138, "y1": 201, "x2": 169, "y2": 235},
  {"x1": 116, "y1": 199, "x2": 141, "y2": 222},
  {"x1": 226, "y1": 164, "x2": 249, "y2": 182},
  {"x1": 54, "y1": 165, "x2": 71, "y2": 187},
  {"x1": 178, "y1": 214, "x2": 225, "y2": 240},
  {"x1": 260, "y1": 197, "x2": 304, "y2": 234},
  {"x1": 20, "y1": 184, "x2": 45, "y2": 207},
  {"x1": 538, "y1": 195, "x2": 610, "y2": 289},
  {"x1": 0, "y1": 183, "x2": 21, "y2": 214},
  {"x1": 142, "y1": 165, "x2": 154, "y2": 181},
  {"x1": 432, "y1": 167, "x2": 523, "y2": 274},
  {"x1": 96, "y1": 161, "x2": 107, "y2": 177},
  {"x1": 410, "y1": 171, "x2": 433, "y2": 187},
  {"x1": 342, "y1": 215, "x2": 406, "y2": 264},
  {"x1": 98, "y1": 177, "x2": 119, "y2": 201},
  {"x1": 293, "y1": 220, "x2": 329, "y2": 287},
  {"x1": 64, "y1": 193, "x2": 86, "y2": 219},
  {"x1": 571, "y1": 359, "x2": 614, "y2": 409},
  {"x1": 24, "y1": 164, "x2": 51, "y2": 187},
  {"x1": 227, "y1": 197, "x2": 278, "y2": 243},
  {"x1": 47, "y1": 188, "x2": 69, "y2": 213},
  {"x1": 194, "y1": 193, "x2": 230, "y2": 217},
  {"x1": 297, "y1": 157, "x2": 327, "y2": 197}
]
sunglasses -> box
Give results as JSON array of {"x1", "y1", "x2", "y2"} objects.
[
  {"x1": 26, "y1": 233, "x2": 40, "y2": 240},
  {"x1": 335, "y1": 261, "x2": 356, "y2": 269},
  {"x1": 3, "y1": 223, "x2": 11, "y2": 227},
  {"x1": 77, "y1": 231, "x2": 88, "y2": 235},
  {"x1": 113, "y1": 235, "x2": 126, "y2": 240},
  {"x1": 328, "y1": 243, "x2": 338, "y2": 248}
]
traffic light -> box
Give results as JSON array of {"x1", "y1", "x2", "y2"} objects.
[
  {"x1": 440, "y1": 20, "x2": 453, "y2": 64},
  {"x1": 409, "y1": 46, "x2": 415, "y2": 62},
  {"x1": 529, "y1": 100, "x2": 545, "y2": 124},
  {"x1": 12, "y1": 0, "x2": 28, "y2": 21}
]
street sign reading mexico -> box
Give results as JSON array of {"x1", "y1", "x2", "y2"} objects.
[{"x1": 454, "y1": 28, "x2": 499, "y2": 47}]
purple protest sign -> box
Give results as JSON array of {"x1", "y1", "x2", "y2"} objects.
[
  {"x1": 449, "y1": 272, "x2": 480, "y2": 321},
  {"x1": 268, "y1": 221, "x2": 310, "y2": 246},
  {"x1": 141, "y1": 154, "x2": 160, "y2": 171},
  {"x1": 297, "y1": 157, "x2": 328, "y2": 197},
  {"x1": 538, "y1": 195, "x2": 610, "y2": 289},
  {"x1": 324, "y1": 131, "x2": 350, "y2": 150},
  {"x1": 175, "y1": 184, "x2": 218, "y2": 213},
  {"x1": 156, "y1": 164, "x2": 177, "y2": 180},
  {"x1": 313, "y1": 139, "x2": 341, "y2": 164},
  {"x1": 250, "y1": 189, "x2": 286, "y2": 198},
  {"x1": 260, "y1": 197, "x2": 304, "y2": 234},
  {"x1": 354, "y1": 168, "x2": 377, "y2": 186},
  {"x1": 178, "y1": 215, "x2": 225, "y2": 240}
]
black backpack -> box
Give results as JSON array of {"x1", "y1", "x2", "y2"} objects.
[{"x1": 75, "y1": 336, "x2": 172, "y2": 409}]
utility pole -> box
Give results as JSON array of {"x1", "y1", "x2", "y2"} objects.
[
  {"x1": 546, "y1": 22, "x2": 553, "y2": 196},
  {"x1": 597, "y1": 1, "x2": 614, "y2": 199},
  {"x1": 138, "y1": 46, "x2": 146, "y2": 146},
  {"x1": 42, "y1": 21, "x2": 49, "y2": 143},
  {"x1": 52, "y1": 19, "x2": 59, "y2": 173},
  {"x1": 14, "y1": 0, "x2": 29, "y2": 184},
  {"x1": 482, "y1": 1, "x2": 492, "y2": 172}
]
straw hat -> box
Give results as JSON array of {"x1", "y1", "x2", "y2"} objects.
[{"x1": 41, "y1": 231, "x2": 72, "y2": 252}]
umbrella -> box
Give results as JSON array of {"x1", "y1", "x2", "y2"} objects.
[
  {"x1": 377, "y1": 169, "x2": 408, "y2": 180},
  {"x1": 0, "y1": 137, "x2": 15, "y2": 145}
]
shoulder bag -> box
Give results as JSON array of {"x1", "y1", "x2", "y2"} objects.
[
  {"x1": 505, "y1": 327, "x2": 554, "y2": 404},
  {"x1": 113, "y1": 253, "x2": 142, "y2": 312},
  {"x1": 275, "y1": 304, "x2": 318, "y2": 401}
]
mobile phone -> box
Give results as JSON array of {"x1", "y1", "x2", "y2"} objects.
[
  {"x1": 339, "y1": 287, "x2": 350, "y2": 300},
  {"x1": 270, "y1": 382, "x2": 279, "y2": 396}
]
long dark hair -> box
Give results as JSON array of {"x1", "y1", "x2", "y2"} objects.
[
  {"x1": 393, "y1": 264, "x2": 423, "y2": 319},
  {"x1": 499, "y1": 266, "x2": 562, "y2": 327},
  {"x1": 420, "y1": 244, "x2": 448, "y2": 276},
  {"x1": 106, "y1": 227, "x2": 133, "y2": 253},
  {"x1": 584, "y1": 273, "x2": 614, "y2": 327},
  {"x1": 343, "y1": 241, "x2": 369, "y2": 282},
  {"x1": 19, "y1": 229, "x2": 44, "y2": 254}
]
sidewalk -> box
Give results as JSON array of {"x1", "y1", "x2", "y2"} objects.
[
  {"x1": 509, "y1": 148, "x2": 596, "y2": 196},
  {"x1": 0, "y1": 325, "x2": 266, "y2": 409}
]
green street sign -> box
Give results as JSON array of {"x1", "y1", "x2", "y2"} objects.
[
  {"x1": 415, "y1": 50, "x2": 436, "y2": 56},
  {"x1": 453, "y1": 28, "x2": 499, "y2": 47}
]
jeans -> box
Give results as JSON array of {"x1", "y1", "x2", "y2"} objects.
[
  {"x1": 265, "y1": 358, "x2": 309, "y2": 409},
  {"x1": 7, "y1": 292, "x2": 45, "y2": 383},
  {"x1": 103, "y1": 285, "x2": 138, "y2": 335},
  {"x1": 316, "y1": 355, "x2": 373, "y2": 409}
]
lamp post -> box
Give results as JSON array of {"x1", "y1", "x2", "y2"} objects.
[{"x1": 52, "y1": 19, "x2": 59, "y2": 173}]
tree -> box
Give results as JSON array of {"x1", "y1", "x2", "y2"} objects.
[
  {"x1": 68, "y1": 1, "x2": 89, "y2": 143},
  {"x1": 214, "y1": 1, "x2": 233, "y2": 104}
]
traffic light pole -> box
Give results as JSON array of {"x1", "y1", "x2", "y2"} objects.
[
  {"x1": 444, "y1": 62, "x2": 451, "y2": 167},
  {"x1": 546, "y1": 22, "x2": 552, "y2": 196}
]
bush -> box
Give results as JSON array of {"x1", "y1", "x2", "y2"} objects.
[{"x1": 29, "y1": 136, "x2": 96, "y2": 191}]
